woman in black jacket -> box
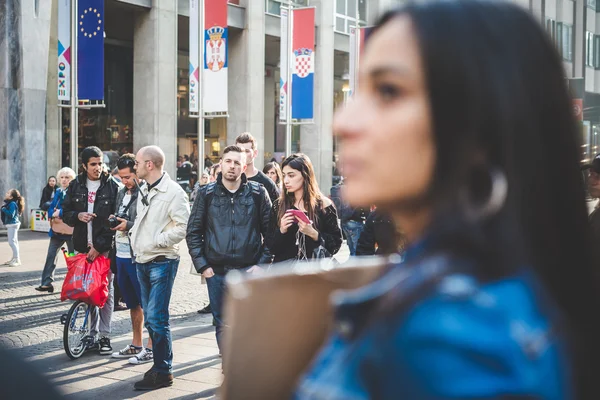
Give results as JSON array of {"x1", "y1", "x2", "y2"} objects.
[
  {"x1": 39, "y1": 176, "x2": 57, "y2": 211},
  {"x1": 267, "y1": 154, "x2": 342, "y2": 263}
]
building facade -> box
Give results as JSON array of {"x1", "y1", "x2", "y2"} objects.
[{"x1": 1, "y1": 0, "x2": 598, "y2": 225}]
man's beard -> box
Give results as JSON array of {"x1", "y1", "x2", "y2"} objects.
[{"x1": 223, "y1": 171, "x2": 240, "y2": 182}]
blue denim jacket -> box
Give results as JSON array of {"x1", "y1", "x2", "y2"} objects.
[
  {"x1": 294, "y1": 252, "x2": 572, "y2": 399},
  {"x1": 47, "y1": 188, "x2": 68, "y2": 238},
  {"x1": 1, "y1": 201, "x2": 20, "y2": 225}
]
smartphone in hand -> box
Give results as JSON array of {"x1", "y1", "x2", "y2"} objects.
[{"x1": 287, "y1": 209, "x2": 312, "y2": 224}]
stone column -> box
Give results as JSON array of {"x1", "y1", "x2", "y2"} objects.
[
  {"x1": 264, "y1": 68, "x2": 276, "y2": 163},
  {"x1": 47, "y1": 0, "x2": 61, "y2": 177},
  {"x1": 0, "y1": 0, "x2": 52, "y2": 226},
  {"x1": 227, "y1": 1, "x2": 266, "y2": 168},
  {"x1": 300, "y1": 0, "x2": 334, "y2": 194},
  {"x1": 133, "y1": 2, "x2": 178, "y2": 178}
]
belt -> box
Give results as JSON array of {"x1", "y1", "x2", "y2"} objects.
[{"x1": 151, "y1": 256, "x2": 170, "y2": 263}]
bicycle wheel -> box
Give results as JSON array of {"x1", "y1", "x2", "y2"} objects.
[{"x1": 63, "y1": 300, "x2": 91, "y2": 359}]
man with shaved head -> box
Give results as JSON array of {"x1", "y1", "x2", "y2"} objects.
[{"x1": 130, "y1": 145, "x2": 190, "y2": 391}]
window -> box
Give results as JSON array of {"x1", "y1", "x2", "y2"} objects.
[
  {"x1": 595, "y1": 35, "x2": 600, "y2": 69},
  {"x1": 562, "y1": 24, "x2": 573, "y2": 61},
  {"x1": 265, "y1": 0, "x2": 309, "y2": 16},
  {"x1": 334, "y1": 0, "x2": 367, "y2": 34},
  {"x1": 587, "y1": 31, "x2": 595, "y2": 67}
]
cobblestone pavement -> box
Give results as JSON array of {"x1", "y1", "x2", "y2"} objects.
[
  {"x1": 0, "y1": 229, "x2": 349, "y2": 399},
  {"x1": 0, "y1": 230, "x2": 218, "y2": 399}
]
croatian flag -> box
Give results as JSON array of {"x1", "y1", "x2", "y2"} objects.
[
  {"x1": 77, "y1": 0, "x2": 105, "y2": 101},
  {"x1": 203, "y1": 0, "x2": 228, "y2": 114},
  {"x1": 291, "y1": 8, "x2": 315, "y2": 120}
]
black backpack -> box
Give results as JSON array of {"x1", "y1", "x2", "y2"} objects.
[{"x1": 0, "y1": 206, "x2": 7, "y2": 225}]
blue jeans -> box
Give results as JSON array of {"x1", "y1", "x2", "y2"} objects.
[
  {"x1": 343, "y1": 220, "x2": 364, "y2": 256},
  {"x1": 41, "y1": 235, "x2": 74, "y2": 286},
  {"x1": 136, "y1": 258, "x2": 179, "y2": 375},
  {"x1": 206, "y1": 266, "x2": 252, "y2": 354}
]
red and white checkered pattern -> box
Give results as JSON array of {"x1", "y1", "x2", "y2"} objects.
[{"x1": 294, "y1": 55, "x2": 313, "y2": 78}]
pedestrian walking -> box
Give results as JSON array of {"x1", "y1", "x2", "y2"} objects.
[
  {"x1": 330, "y1": 179, "x2": 367, "y2": 256},
  {"x1": 235, "y1": 132, "x2": 280, "y2": 203},
  {"x1": 130, "y1": 145, "x2": 190, "y2": 391},
  {"x1": 1, "y1": 189, "x2": 25, "y2": 266},
  {"x1": 267, "y1": 154, "x2": 342, "y2": 263},
  {"x1": 187, "y1": 145, "x2": 272, "y2": 356},
  {"x1": 263, "y1": 162, "x2": 283, "y2": 192},
  {"x1": 355, "y1": 210, "x2": 399, "y2": 256},
  {"x1": 209, "y1": 163, "x2": 221, "y2": 183},
  {"x1": 293, "y1": 2, "x2": 600, "y2": 398},
  {"x1": 35, "y1": 167, "x2": 77, "y2": 293},
  {"x1": 39, "y1": 176, "x2": 57, "y2": 211},
  {"x1": 108, "y1": 154, "x2": 154, "y2": 364},
  {"x1": 62, "y1": 146, "x2": 120, "y2": 356}
]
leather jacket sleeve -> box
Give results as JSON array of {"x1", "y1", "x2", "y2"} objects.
[
  {"x1": 258, "y1": 187, "x2": 273, "y2": 265},
  {"x1": 317, "y1": 205, "x2": 343, "y2": 256},
  {"x1": 356, "y1": 212, "x2": 376, "y2": 256},
  {"x1": 186, "y1": 186, "x2": 209, "y2": 273},
  {"x1": 61, "y1": 180, "x2": 79, "y2": 228},
  {"x1": 92, "y1": 181, "x2": 119, "y2": 254}
]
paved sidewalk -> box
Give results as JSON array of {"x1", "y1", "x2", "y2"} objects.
[
  {"x1": 0, "y1": 230, "x2": 220, "y2": 399},
  {"x1": 0, "y1": 229, "x2": 350, "y2": 399}
]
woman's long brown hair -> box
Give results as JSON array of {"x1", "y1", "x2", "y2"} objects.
[
  {"x1": 5, "y1": 189, "x2": 25, "y2": 215},
  {"x1": 277, "y1": 154, "x2": 322, "y2": 227}
]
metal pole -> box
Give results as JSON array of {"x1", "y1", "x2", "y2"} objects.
[
  {"x1": 285, "y1": 1, "x2": 293, "y2": 157},
  {"x1": 198, "y1": 0, "x2": 205, "y2": 172},
  {"x1": 70, "y1": 0, "x2": 78, "y2": 171}
]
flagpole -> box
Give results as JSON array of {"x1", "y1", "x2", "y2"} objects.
[
  {"x1": 70, "y1": 0, "x2": 79, "y2": 171},
  {"x1": 198, "y1": 0, "x2": 205, "y2": 173},
  {"x1": 285, "y1": 1, "x2": 293, "y2": 157}
]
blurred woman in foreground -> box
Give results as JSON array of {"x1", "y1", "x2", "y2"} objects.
[{"x1": 294, "y1": 1, "x2": 600, "y2": 399}]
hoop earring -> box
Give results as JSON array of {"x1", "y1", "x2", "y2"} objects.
[{"x1": 462, "y1": 167, "x2": 508, "y2": 221}]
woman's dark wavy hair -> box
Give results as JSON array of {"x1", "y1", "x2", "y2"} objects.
[
  {"x1": 373, "y1": 1, "x2": 600, "y2": 397},
  {"x1": 278, "y1": 154, "x2": 323, "y2": 227},
  {"x1": 5, "y1": 189, "x2": 24, "y2": 215}
]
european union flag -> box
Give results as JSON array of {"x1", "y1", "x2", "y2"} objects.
[{"x1": 78, "y1": 0, "x2": 104, "y2": 101}]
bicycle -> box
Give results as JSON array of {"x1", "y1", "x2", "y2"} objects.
[{"x1": 61, "y1": 300, "x2": 98, "y2": 359}]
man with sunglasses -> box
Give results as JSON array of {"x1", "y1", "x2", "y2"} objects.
[
  {"x1": 62, "y1": 146, "x2": 121, "y2": 356},
  {"x1": 129, "y1": 146, "x2": 190, "y2": 391}
]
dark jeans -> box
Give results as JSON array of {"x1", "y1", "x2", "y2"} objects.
[
  {"x1": 343, "y1": 220, "x2": 364, "y2": 256},
  {"x1": 136, "y1": 258, "x2": 179, "y2": 375},
  {"x1": 206, "y1": 266, "x2": 252, "y2": 354},
  {"x1": 41, "y1": 235, "x2": 74, "y2": 286}
]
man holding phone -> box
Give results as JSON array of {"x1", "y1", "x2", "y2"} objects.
[
  {"x1": 186, "y1": 145, "x2": 272, "y2": 355},
  {"x1": 62, "y1": 146, "x2": 120, "y2": 355}
]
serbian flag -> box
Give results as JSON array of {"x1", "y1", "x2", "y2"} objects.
[
  {"x1": 291, "y1": 8, "x2": 315, "y2": 120},
  {"x1": 77, "y1": 0, "x2": 105, "y2": 101},
  {"x1": 203, "y1": 0, "x2": 228, "y2": 114}
]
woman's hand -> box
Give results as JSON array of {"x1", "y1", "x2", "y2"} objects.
[
  {"x1": 298, "y1": 220, "x2": 319, "y2": 241},
  {"x1": 280, "y1": 213, "x2": 296, "y2": 234},
  {"x1": 52, "y1": 210, "x2": 60, "y2": 218}
]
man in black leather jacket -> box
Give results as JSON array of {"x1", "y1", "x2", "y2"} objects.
[
  {"x1": 62, "y1": 146, "x2": 120, "y2": 355},
  {"x1": 186, "y1": 145, "x2": 272, "y2": 353}
]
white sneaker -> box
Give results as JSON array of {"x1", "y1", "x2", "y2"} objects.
[
  {"x1": 128, "y1": 348, "x2": 153, "y2": 365},
  {"x1": 112, "y1": 344, "x2": 142, "y2": 359},
  {"x1": 8, "y1": 259, "x2": 21, "y2": 267}
]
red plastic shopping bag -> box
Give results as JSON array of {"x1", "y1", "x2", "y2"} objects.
[{"x1": 60, "y1": 253, "x2": 111, "y2": 307}]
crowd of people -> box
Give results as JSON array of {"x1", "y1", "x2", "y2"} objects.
[{"x1": 6, "y1": 0, "x2": 600, "y2": 397}]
